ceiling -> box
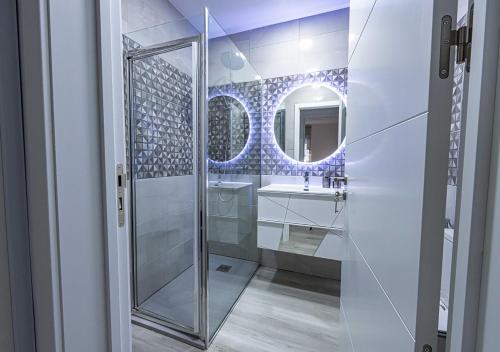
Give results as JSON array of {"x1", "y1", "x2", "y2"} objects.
[{"x1": 169, "y1": 0, "x2": 350, "y2": 35}]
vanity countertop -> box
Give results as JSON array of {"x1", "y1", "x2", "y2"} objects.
[
  {"x1": 258, "y1": 184, "x2": 342, "y2": 196},
  {"x1": 208, "y1": 181, "x2": 252, "y2": 190}
]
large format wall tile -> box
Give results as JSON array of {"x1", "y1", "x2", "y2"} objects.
[
  {"x1": 345, "y1": 116, "x2": 428, "y2": 336},
  {"x1": 135, "y1": 176, "x2": 196, "y2": 303},
  {"x1": 342, "y1": 236, "x2": 415, "y2": 352}
]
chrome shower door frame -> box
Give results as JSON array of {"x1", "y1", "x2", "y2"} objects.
[{"x1": 126, "y1": 33, "x2": 209, "y2": 349}]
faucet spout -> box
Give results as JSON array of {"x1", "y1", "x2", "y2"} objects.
[{"x1": 304, "y1": 171, "x2": 310, "y2": 191}]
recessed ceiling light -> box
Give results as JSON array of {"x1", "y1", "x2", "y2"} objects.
[{"x1": 299, "y1": 38, "x2": 313, "y2": 50}]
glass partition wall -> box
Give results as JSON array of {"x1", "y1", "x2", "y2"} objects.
[
  {"x1": 126, "y1": 10, "x2": 260, "y2": 348},
  {"x1": 206, "y1": 14, "x2": 261, "y2": 340}
]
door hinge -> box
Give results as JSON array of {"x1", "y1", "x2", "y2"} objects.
[
  {"x1": 439, "y1": 5, "x2": 474, "y2": 79},
  {"x1": 117, "y1": 164, "x2": 126, "y2": 227}
]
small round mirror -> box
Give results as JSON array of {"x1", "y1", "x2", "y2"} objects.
[
  {"x1": 208, "y1": 95, "x2": 250, "y2": 162},
  {"x1": 273, "y1": 85, "x2": 346, "y2": 163}
]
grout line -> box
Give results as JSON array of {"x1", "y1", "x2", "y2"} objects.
[
  {"x1": 349, "y1": 235, "x2": 417, "y2": 342},
  {"x1": 346, "y1": 111, "x2": 427, "y2": 146},
  {"x1": 348, "y1": 0, "x2": 378, "y2": 65},
  {"x1": 340, "y1": 300, "x2": 357, "y2": 352}
]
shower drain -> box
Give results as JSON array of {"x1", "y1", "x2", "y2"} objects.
[{"x1": 216, "y1": 265, "x2": 232, "y2": 273}]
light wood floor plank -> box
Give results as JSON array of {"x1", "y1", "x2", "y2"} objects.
[{"x1": 133, "y1": 267, "x2": 341, "y2": 352}]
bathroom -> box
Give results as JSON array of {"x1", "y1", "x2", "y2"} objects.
[
  {"x1": 3, "y1": 0, "x2": 499, "y2": 351},
  {"x1": 121, "y1": 0, "x2": 469, "y2": 351},
  {"x1": 116, "y1": 1, "x2": 470, "y2": 352},
  {"x1": 125, "y1": 1, "x2": 349, "y2": 349}
]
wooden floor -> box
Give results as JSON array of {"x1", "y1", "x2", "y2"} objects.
[{"x1": 133, "y1": 267, "x2": 342, "y2": 352}]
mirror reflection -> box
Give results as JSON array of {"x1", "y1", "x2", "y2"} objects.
[
  {"x1": 274, "y1": 85, "x2": 346, "y2": 163},
  {"x1": 208, "y1": 95, "x2": 250, "y2": 162}
]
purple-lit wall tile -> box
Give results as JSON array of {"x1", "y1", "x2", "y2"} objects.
[{"x1": 261, "y1": 68, "x2": 347, "y2": 177}]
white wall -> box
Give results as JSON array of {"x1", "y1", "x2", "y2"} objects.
[
  {"x1": 122, "y1": 0, "x2": 199, "y2": 75},
  {"x1": 18, "y1": 0, "x2": 114, "y2": 350},
  {"x1": 122, "y1": 0, "x2": 189, "y2": 34},
  {"x1": 228, "y1": 9, "x2": 349, "y2": 80}
]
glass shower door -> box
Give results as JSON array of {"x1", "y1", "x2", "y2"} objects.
[{"x1": 128, "y1": 39, "x2": 202, "y2": 336}]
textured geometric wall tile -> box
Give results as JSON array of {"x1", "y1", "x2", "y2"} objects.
[
  {"x1": 124, "y1": 35, "x2": 194, "y2": 180},
  {"x1": 208, "y1": 81, "x2": 262, "y2": 175},
  {"x1": 448, "y1": 61, "x2": 465, "y2": 186}
]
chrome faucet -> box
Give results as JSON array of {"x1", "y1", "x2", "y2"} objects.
[{"x1": 304, "y1": 171, "x2": 310, "y2": 191}]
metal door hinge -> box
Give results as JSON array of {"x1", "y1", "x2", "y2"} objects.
[
  {"x1": 439, "y1": 5, "x2": 474, "y2": 79},
  {"x1": 117, "y1": 164, "x2": 126, "y2": 227}
]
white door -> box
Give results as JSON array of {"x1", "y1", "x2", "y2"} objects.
[{"x1": 341, "y1": 0, "x2": 458, "y2": 351}]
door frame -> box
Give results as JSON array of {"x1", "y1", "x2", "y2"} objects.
[
  {"x1": 0, "y1": 0, "x2": 36, "y2": 350},
  {"x1": 447, "y1": 0, "x2": 500, "y2": 351},
  {"x1": 96, "y1": 0, "x2": 132, "y2": 350}
]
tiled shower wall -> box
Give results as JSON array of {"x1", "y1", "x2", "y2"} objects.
[
  {"x1": 124, "y1": 35, "x2": 195, "y2": 303},
  {"x1": 124, "y1": 36, "x2": 194, "y2": 180},
  {"x1": 208, "y1": 81, "x2": 262, "y2": 175},
  {"x1": 208, "y1": 96, "x2": 250, "y2": 163}
]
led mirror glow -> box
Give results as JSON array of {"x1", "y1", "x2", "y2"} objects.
[
  {"x1": 273, "y1": 84, "x2": 346, "y2": 163},
  {"x1": 208, "y1": 95, "x2": 251, "y2": 162}
]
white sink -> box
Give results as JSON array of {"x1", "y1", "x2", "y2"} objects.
[
  {"x1": 258, "y1": 183, "x2": 341, "y2": 196},
  {"x1": 208, "y1": 181, "x2": 252, "y2": 190}
]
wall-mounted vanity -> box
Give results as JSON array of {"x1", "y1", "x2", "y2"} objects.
[
  {"x1": 257, "y1": 83, "x2": 347, "y2": 261},
  {"x1": 257, "y1": 184, "x2": 345, "y2": 261}
]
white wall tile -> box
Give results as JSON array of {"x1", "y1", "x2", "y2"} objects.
[
  {"x1": 249, "y1": 20, "x2": 300, "y2": 49},
  {"x1": 299, "y1": 9, "x2": 350, "y2": 38},
  {"x1": 298, "y1": 30, "x2": 349, "y2": 72},
  {"x1": 347, "y1": 0, "x2": 433, "y2": 142},
  {"x1": 228, "y1": 9, "x2": 349, "y2": 80},
  {"x1": 446, "y1": 185, "x2": 457, "y2": 225},
  {"x1": 348, "y1": 0, "x2": 376, "y2": 60},
  {"x1": 315, "y1": 232, "x2": 346, "y2": 261},
  {"x1": 346, "y1": 115, "x2": 429, "y2": 336},
  {"x1": 341, "y1": 237, "x2": 415, "y2": 352},
  {"x1": 135, "y1": 175, "x2": 196, "y2": 302}
]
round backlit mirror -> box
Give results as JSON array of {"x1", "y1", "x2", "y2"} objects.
[
  {"x1": 208, "y1": 95, "x2": 250, "y2": 162},
  {"x1": 273, "y1": 85, "x2": 346, "y2": 163}
]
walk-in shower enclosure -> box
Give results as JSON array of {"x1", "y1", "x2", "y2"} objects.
[{"x1": 125, "y1": 10, "x2": 260, "y2": 348}]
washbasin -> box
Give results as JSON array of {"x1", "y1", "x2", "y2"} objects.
[{"x1": 257, "y1": 183, "x2": 341, "y2": 196}]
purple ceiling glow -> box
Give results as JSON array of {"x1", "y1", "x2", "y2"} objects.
[{"x1": 169, "y1": 0, "x2": 349, "y2": 35}]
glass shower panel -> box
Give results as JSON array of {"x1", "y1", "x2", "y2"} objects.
[
  {"x1": 130, "y1": 43, "x2": 200, "y2": 332},
  {"x1": 206, "y1": 13, "x2": 261, "y2": 340}
]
